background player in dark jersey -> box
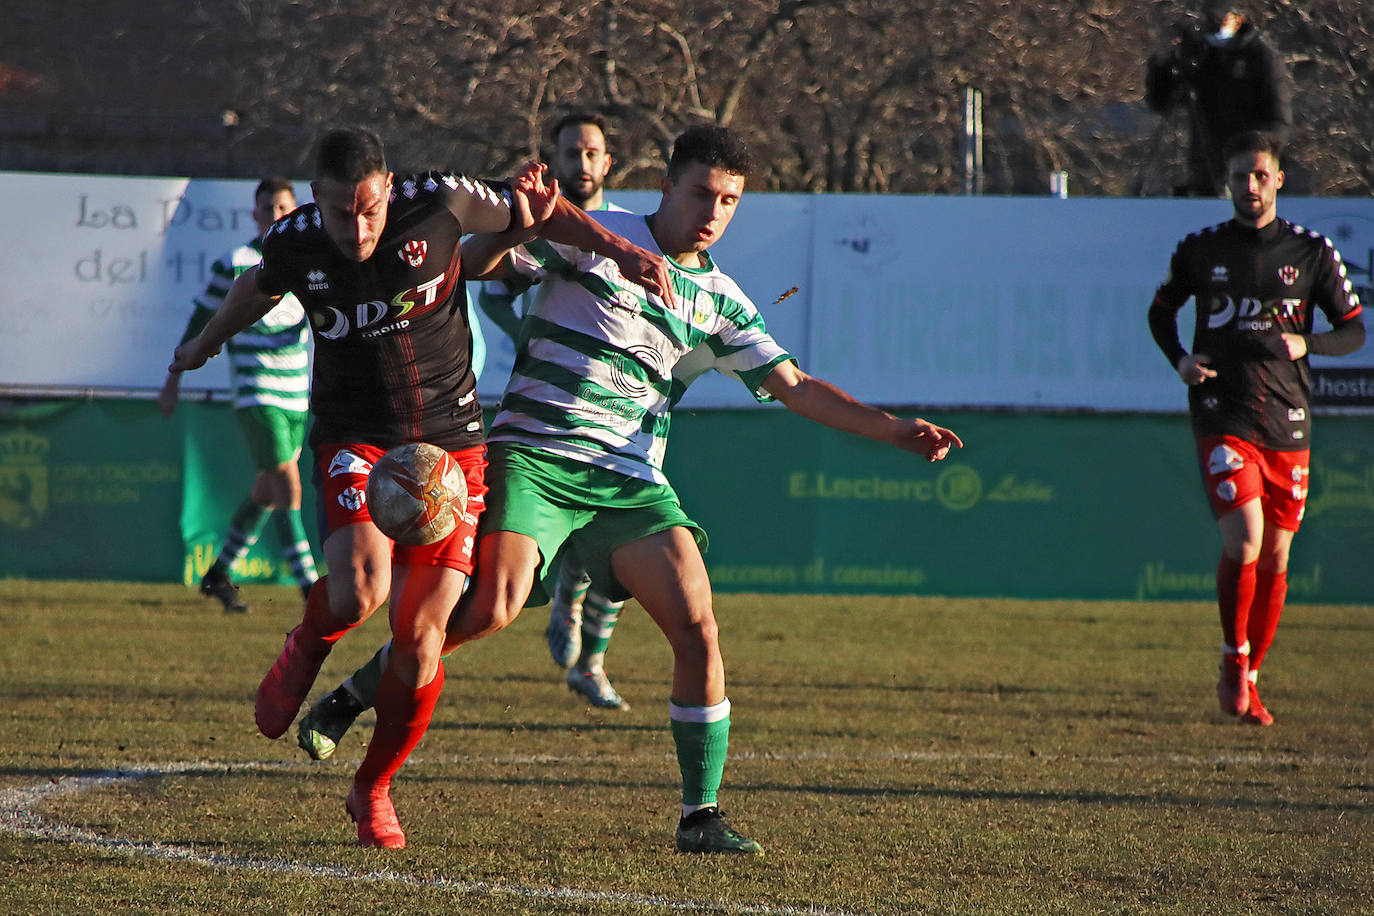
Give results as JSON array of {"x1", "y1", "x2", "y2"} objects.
[
  {"x1": 1148, "y1": 130, "x2": 1364, "y2": 725},
  {"x1": 169, "y1": 127, "x2": 670, "y2": 848}
]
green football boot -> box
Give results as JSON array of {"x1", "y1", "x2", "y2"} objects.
[{"x1": 675, "y1": 808, "x2": 764, "y2": 856}]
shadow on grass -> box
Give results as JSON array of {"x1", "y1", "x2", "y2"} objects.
[{"x1": 426, "y1": 770, "x2": 1374, "y2": 815}]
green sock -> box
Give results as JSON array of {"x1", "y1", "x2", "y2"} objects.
[
  {"x1": 553, "y1": 563, "x2": 590, "y2": 616},
  {"x1": 669, "y1": 698, "x2": 731, "y2": 807},
  {"x1": 578, "y1": 591, "x2": 624, "y2": 668},
  {"x1": 216, "y1": 499, "x2": 270, "y2": 571},
  {"x1": 273, "y1": 508, "x2": 319, "y2": 588},
  {"x1": 344, "y1": 642, "x2": 389, "y2": 708}
]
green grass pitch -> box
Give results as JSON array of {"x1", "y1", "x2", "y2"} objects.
[{"x1": 1, "y1": 580, "x2": 1370, "y2": 915}]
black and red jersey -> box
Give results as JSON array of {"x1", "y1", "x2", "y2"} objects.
[
  {"x1": 1149, "y1": 218, "x2": 1365, "y2": 450},
  {"x1": 256, "y1": 171, "x2": 511, "y2": 451}
]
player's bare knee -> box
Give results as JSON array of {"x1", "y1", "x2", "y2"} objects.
[
  {"x1": 327, "y1": 574, "x2": 388, "y2": 623},
  {"x1": 663, "y1": 609, "x2": 719, "y2": 656},
  {"x1": 473, "y1": 594, "x2": 521, "y2": 637}
]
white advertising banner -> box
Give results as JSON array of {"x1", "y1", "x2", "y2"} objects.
[
  {"x1": 2, "y1": 172, "x2": 1370, "y2": 410},
  {"x1": 0, "y1": 173, "x2": 313, "y2": 394}
]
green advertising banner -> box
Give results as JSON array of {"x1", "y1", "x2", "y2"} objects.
[
  {"x1": 662, "y1": 408, "x2": 1374, "y2": 604},
  {"x1": 0, "y1": 399, "x2": 184, "y2": 579},
  {"x1": 2, "y1": 399, "x2": 1369, "y2": 604},
  {"x1": 0, "y1": 399, "x2": 320, "y2": 587}
]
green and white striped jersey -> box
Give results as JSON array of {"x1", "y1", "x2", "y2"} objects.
[
  {"x1": 181, "y1": 238, "x2": 310, "y2": 413},
  {"x1": 489, "y1": 210, "x2": 793, "y2": 484},
  {"x1": 477, "y1": 199, "x2": 631, "y2": 342}
]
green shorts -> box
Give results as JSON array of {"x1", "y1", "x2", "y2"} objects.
[
  {"x1": 235, "y1": 405, "x2": 308, "y2": 470},
  {"x1": 481, "y1": 442, "x2": 707, "y2": 606}
]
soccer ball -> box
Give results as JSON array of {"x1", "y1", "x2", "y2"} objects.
[{"x1": 365, "y1": 443, "x2": 468, "y2": 546}]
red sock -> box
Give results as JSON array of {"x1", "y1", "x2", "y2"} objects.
[
  {"x1": 297, "y1": 576, "x2": 362, "y2": 654},
  {"x1": 1246, "y1": 567, "x2": 1287, "y2": 671},
  {"x1": 354, "y1": 662, "x2": 445, "y2": 789},
  {"x1": 1216, "y1": 555, "x2": 1257, "y2": 652}
]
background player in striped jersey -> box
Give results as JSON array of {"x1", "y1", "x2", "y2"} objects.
[
  {"x1": 446, "y1": 124, "x2": 962, "y2": 855},
  {"x1": 157, "y1": 177, "x2": 317, "y2": 613},
  {"x1": 1148, "y1": 130, "x2": 1364, "y2": 725},
  {"x1": 478, "y1": 111, "x2": 634, "y2": 710},
  {"x1": 170, "y1": 128, "x2": 670, "y2": 849}
]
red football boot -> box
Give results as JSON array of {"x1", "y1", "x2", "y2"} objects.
[
  {"x1": 255, "y1": 626, "x2": 328, "y2": 739},
  {"x1": 1240, "y1": 680, "x2": 1274, "y2": 727},
  {"x1": 346, "y1": 782, "x2": 406, "y2": 849},
  {"x1": 1216, "y1": 652, "x2": 1250, "y2": 717}
]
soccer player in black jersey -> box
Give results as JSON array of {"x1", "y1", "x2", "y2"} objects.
[
  {"x1": 1148, "y1": 130, "x2": 1364, "y2": 725},
  {"x1": 170, "y1": 128, "x2": 670, "y2": 848}
]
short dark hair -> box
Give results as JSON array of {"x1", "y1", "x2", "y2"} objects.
[
  {"x1": 315, "y1": 128, "x2": 387, "y2": 182},
  {"x1": 549, "y1": 111, "x2": 609, "y2": 145},
  {"x1": 1222, "y1": 130, "x2": 1282, "y2": 165},
  {"x1": 667, "y1": 125, "x2": 753, "y2": 181},
  {"x1": 254, "y1": 176, "x2": 294, "y2": 201}
]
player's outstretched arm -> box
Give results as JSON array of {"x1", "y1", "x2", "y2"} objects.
[
  {"x1": 168, "y1": 267, "x2": 280, "y2": 373},
  {"x1": 513, "y1": 162, "x2": 671, "y2": 302},
  {"x1": 460, "y1": 163, "x2": 566, "y2": 282},
  {"x1": 463, "y1": 175, "x2": 673, "y2": 303},
  {"x1": 761, "y1": 361, "x2": 962, "y2": 462},
  {"x1": 538, "y1": 196, "x2": 672, "y2": 302}
]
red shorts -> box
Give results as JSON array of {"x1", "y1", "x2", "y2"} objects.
[
  {"x1": 313, "y1": 442, "x2": 488, "y2": 574},
  {"x1": 1196, "y1": 435, "x2": 1309, "y2": 532}
]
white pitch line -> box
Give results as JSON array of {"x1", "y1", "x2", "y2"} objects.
[
  {"x1": 0, "y1": 763, "x2": 879, "y2": 916},
  {"x1": 3, "y1": 746, "x2": 1367, "y2": 915}
]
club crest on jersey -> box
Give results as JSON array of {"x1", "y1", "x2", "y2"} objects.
[
  {"x1": 1278, "y1": 265, "x2": 1300, "y2": 286},
  {"x1": 609, "y1": 289, "x2": 642, "y2": 315},
  {"x1": 400, "y1": 239, "x2": 427, "y2": 268},
  {"x1": 691, "y1": 289, "x2": 714, "y2": 326}
]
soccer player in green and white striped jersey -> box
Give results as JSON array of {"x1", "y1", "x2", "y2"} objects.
[
  {"x1": 158, "y1": 178, "x2": 318, "y2": 613},
  {"x1": 446, "y1": 125, "x2": 963, "y2": 855}
]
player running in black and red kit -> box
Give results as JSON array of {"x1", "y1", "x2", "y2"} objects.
[
  {"x1": 1148, "y1": 130, "x2": 1364, "y2": 726},
  {"x1": 170, "y1": 128, "x2": 670, "y2": 848}
]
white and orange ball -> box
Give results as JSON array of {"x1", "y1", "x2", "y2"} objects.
[{"x1": 365, "y1": 443, "x2": 468, "y2": 546}]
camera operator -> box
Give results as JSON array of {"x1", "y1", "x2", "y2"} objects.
[{"x1": 1146, "y1": 1, "x2": 1292, "y2": 197}]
